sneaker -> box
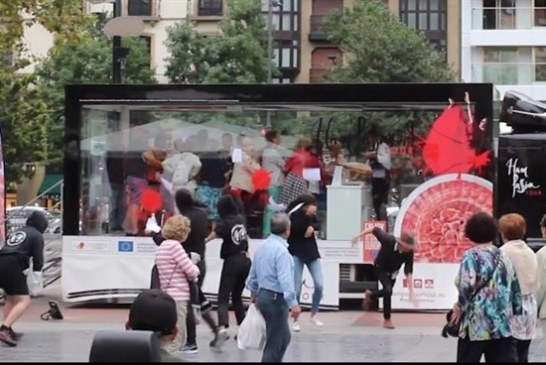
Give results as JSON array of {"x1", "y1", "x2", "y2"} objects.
[
  {"x1": 9, "y1": 329, "x2": 23, "y2": 341},
  {"x1": 181, "y1": 343, "x2": 198, "y2": 354},
  {"x1": 210, "y1": 328, "x2": 229, "y2": 348},
  {"x1": 310, "y1": 316, "x2": 323, "y2": 327},
  {"x1": 292, "y1": 321, "x2": 301, "y2": 332},
  {"x1": 0, "y1": 329, "x2": 16, "y2": 347}
]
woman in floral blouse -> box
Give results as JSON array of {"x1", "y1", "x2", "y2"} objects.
[
  {"x1": 499, "y1": 213, "x2": 538, "y2": 363},
  {"x1": 451, "y1": 212, "x2": 522, "y2": 363}
]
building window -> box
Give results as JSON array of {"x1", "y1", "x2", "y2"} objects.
[
  {"x1": 481, "y1": 47, "x2": 519, "y2": 84},
  {"x1": 535, "y1": 47, "x2": 546, "y2": 81},
  {"x1": 400, "y1": 0, "x2": 447, "y2": 56},
  {"x1": 264, "y1": 0, "x2": 300, "y2": 76},
  {"x1": 198, "y1": 0, "x2": 223, "y2": 16},
  {"x1": 481, "y1": 0, "x2": 516, "y2": 29},
  {"x1": 536, "y1": 0, "x2": 546, "y2": 26},
  {"x1": 128, "y1": 0, "x2": 152, "y2": 16}
]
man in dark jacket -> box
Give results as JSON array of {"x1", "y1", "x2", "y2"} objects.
[{"x1": 0, "y1": 211, "x2": 48, "y2": 346}]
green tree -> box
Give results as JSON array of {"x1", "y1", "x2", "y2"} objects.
[
  {"x1": 0, "y1": 71, "x2": 48, "y2": 184},
  {"x1": 0, "y1": 1, "x2": 90, "y2": 185},
  {"x1": 165, "y1": 0, "x2": 271, "y2": 84},
  {"x1": 36, "y1": 16, "x2": 156, "y2": 172},
  {"x1": 321, "y1": 0, "x2": 455, "y2": 139}
]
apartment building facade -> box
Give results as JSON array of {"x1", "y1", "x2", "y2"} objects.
[
  {"x1": 461, "y1": 0, "x2": 546, "y2": 100},
  {"x1": 190, "y1": 0, "x2": 461, "y2": 83}
]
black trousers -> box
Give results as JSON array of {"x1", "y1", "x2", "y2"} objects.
[
  {"x1": 217, "y1": 254, "x2": 251, "y2": 328},
  {"x1": 186, "y1": 260, "x2": 213, "y2": 346},
  {"x1": 515, "y1": 339, "x2": 531, "y2": 363},
  {"x1": 370, "y1": 268, "x2": 395, "y2": 320},
  {"x1": 457, "y1": 336, "x2": 517, "y2": 363}
]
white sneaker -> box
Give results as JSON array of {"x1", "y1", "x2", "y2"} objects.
[
  {"x1": 292, "y1": 321, "x2": 301, "y2": 332},
  {"x1": 311, "y1": 316, "x2": 324, "y2": 327}
]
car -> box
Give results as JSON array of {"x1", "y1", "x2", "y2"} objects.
[{"x1": 6, "y1": 206, "x2": 61, "y2": 235}]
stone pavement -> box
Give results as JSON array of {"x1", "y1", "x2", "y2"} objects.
[{"x1": 2, "y1": 283, "x2": 546, "y2": 362}]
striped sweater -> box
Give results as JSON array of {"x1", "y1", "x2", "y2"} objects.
[{"x1": 155, "y1": 239, "x2": 199, "y2": 301}]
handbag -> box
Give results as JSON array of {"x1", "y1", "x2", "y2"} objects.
[
  {"x1": 442, "y1": 251, "x2": 501, "y2": 338},
  {"x1": 150, "y1": 262, "x2": 178, "y2": 290}
]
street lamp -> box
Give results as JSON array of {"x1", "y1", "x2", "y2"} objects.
[
  {"x1": 88, "y1": 0, "x2": 145, "y2": 84},
  {"x1": 266, "y1": 0, "x2": 282, "y2": 127}
]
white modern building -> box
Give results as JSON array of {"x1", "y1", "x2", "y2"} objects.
[{"x1": 461, "y1": 0, "x2": 546, "y2": 100}]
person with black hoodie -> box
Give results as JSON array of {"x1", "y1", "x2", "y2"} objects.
[
  {"x1": 286, "y1": 194, "x2": 324, "y2": 332},
  {"x1": 205, "y1": 195, "x2": 251, "y2": 335},
  {"x1": 148, "y1": 189, "x2": 227, "y2": 354},
  {"x1": 0, "y1": 211, "x2": 48, "y2": 347}
]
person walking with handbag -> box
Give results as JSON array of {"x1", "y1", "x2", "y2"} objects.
[
  {"x1": 154, "y1": 215, "x2": 200, "y2": 355},
  {"x1": 246, "y1": 213, "x2": 301, "y2": 363},
  {"x1": 499, "y1": 213, "x2": 538, "y2": 363},
  {"x1": 450, "y1": 212, "x2": 522, "y2": 363}
]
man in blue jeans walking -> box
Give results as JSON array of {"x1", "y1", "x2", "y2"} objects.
[{"x1": 246, "y1": 213, "x2": 301, "y2": 363}]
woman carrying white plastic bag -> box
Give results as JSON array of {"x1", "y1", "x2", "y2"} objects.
[{"x1": 237, "y1": 303, "x2": 266, "y2": 350}]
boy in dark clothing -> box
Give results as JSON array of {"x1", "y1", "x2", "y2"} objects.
[
  {"x1": 352, "y1": 226, "x2": 417, "y2": 329},
  {"x1": 0, "y1": 211, "x2": 48, "y2": 346}
]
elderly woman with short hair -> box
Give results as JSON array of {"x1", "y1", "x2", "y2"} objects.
[
  {"x1": 155, "y1": 215, "x2": 200, "y2": 355},
  {"x1": 499, "y1": 213, "x2": 539, "y2": 363},
  {"x1": 452, "y1": 212, "x2": 522, "y2": 363}
]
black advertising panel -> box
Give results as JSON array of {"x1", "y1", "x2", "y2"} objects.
[{"x1": 498, "y1": 134, "x2": 546, "y2": 238}]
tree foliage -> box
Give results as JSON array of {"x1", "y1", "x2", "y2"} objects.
[
  {"x1": 323, "y1": 0, "x2": 455, "y2": 83},
  {"x1": 321, "y1": 0, "x2": 455, "y2": 140},
  {"x1": 0, "y1": 71, "x2": 48, "y2": 184},
  {"x1": 165, "y1": 0, "x2": 271, "y2": 84},
  {"x1": 36, "y1": 16, "x2": 156, "y2": 172},
  {"x1": 0, "y1": 0, "x2": 90, "y2": 185}
]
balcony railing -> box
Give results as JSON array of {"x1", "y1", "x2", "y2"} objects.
[
  {"x1": 310, "y1": 15, "x2": 326, "y2": 33},
  {"x1": 471, "y1": 62, "x2": 546, "y2": 85},
  {"x1": 472, "y1": 7, "x2": 546, "y2": 30}
]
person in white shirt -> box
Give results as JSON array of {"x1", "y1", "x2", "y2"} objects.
[
  {"x1": 499, "y1": 213, "x2": 538, "y2": 363},
  {"x1": 535, "y1": 214, "x2": 546, "y2": 356},
  {"x1": 262, "y1": 130, "x2": 285, "y2": 236}
]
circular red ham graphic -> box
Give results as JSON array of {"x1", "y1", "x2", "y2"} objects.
[{"x1": 393, "y1": 174, "x2": 493, "y2": 263}]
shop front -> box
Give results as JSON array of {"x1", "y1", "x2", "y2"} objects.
[{"x1": 61, "y1": 83, "x2": 494, "y2": 309}]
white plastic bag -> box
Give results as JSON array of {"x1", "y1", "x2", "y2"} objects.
[
  {"x1": 237, "y1": 304, "x2": 266, "y2": 350},
  {"x1": 27, "y1": 270, "x2": 43, "y2": 298}
]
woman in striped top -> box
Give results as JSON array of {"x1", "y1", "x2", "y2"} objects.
[{"x1": 155, "y1": 215, "x2": 200, "y2": 355}]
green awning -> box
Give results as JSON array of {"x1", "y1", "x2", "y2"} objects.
[{"x1": 38, "y1": 174, "x2": 63, "y2": 198}]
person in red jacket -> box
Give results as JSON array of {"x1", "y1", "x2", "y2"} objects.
[{"x1": 280, "y1": 137, "x2": 321, "y2": 206}]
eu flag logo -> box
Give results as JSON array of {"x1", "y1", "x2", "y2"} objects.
[{"x1": 118, "y1": 241, "x2": 134, "y2": 252}]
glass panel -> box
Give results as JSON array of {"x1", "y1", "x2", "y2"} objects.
[
  {"x1": 283, "y1": 0, "x2": 292, "y2": 12},
  {"x1": 281, "y1": 48, "x2": 291, "y2": 67},
  {"x1": 418, "y1": 0, "x2": 428, "y2": 11},
  {"x1": 407, "y1": 0, "x2": 417, "y2": 11},
  {"x1": 484, "y1": 48, "x2": 501, "y2": 62},
  {"x1": 407, "y1": 13, "x2": 417, "y2": 28},
  {"x1": 500, "y1": 49, "x2": 517, "y2": 62},
  {"x1": 536, "y1": 0, "x2": 546, "y2": 26},
  {"x1": 418, "y1": 13, "x2": 428, "y2": 30},
  {"x1": 535, "y1": 47, "x2": 546, "y2": 81},
  {"x1": 430, "y1": 13, "x2": 439, "y2": 30},
  {"x1": 282, "y1": 14, "x2": 292, "y2": 30},
  {"x1": 75, "y1": 98, "x2": 494, "y2": 276},
  {"x1": 430, "y1": 0, "x2": 440, "y2": 11}
]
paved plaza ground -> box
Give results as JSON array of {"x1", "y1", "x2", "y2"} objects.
[{"x1": 2, "y1": 283, "x2": 546, "y2": 362}]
